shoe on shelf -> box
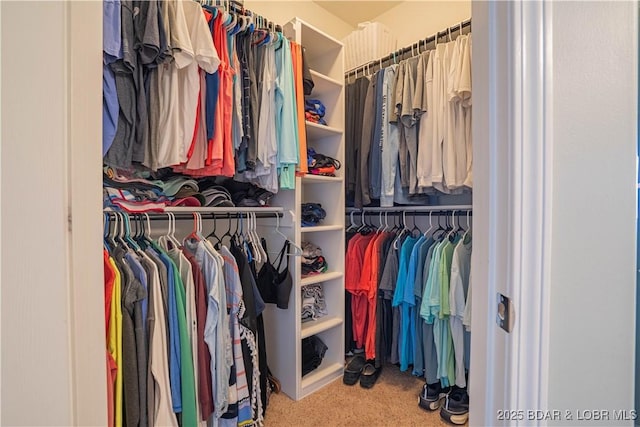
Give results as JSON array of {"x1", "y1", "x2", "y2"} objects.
[
  {"x1": 359, "y1": 363, "x2": 381, "y2": 389},
  {"x1": 439, "y1": 387, "x2": 469, "y2": 425},
  {"x1": 418, "y1": 381, "x2": 451, "y2": 411},
  {"x1": 343, "y1": 355, "x2": 366, "y2": 385}
]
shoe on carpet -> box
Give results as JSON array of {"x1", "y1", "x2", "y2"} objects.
[
  {"x1": 343, "y1": 355, "x2": 366, "y2": 385},
  {"x1": 359, "y1": 363, "x2": 381, "y2": 389},
  {"x1": 439, "y1": 387, "x2": 469, "y2": 425},
  {"x1": 418, "y1": 381, "x2": 451, "y2": 411}
]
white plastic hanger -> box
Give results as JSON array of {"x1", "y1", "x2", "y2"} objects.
[
  {"x1": 274, "y1": 213, "x2": 303, "y2": 256},
  {"x1": 423, "y1": 211, "x2": 435, "y2": 237},
  {"x1": 445, "y1": 210, "x2": 458, "y2": 241},
  {"x1": 461, "y1": 210, "x2": 472, "y2": 242}
]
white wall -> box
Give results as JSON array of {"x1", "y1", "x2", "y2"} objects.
[
  {"x1": 547, "y1": 2, "x2": 637, "y2": 423},
  {"x1": 1, "y1": 2, "x2": 73, "y2": 424},
  {"x1": 370, "y1": 1, "x2": 471, "y2": 48},
  {"x1": 0, "y1": 2, "x2": 106, "y2": 425},
  {"x1": 244, "y1": 1, "x2": 355, "y2": 40}
]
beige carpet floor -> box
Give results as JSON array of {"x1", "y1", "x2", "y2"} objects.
[{"x1": 264, "y1": 364, "x2": 457, "y2": 427}]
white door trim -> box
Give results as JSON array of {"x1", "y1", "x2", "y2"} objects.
[
  {"x1": 508, "y1": 1, "x2": 553, "y2": 422},
  {"x1": 470, "y1": 2, "x2": 552, "y2": 425}
]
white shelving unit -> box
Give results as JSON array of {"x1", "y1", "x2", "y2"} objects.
[{"x1": 261, "y1": 17, "x2": 345, "y2": 401}]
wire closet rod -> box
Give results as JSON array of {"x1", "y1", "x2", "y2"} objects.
[{"x1": 345, "y1": 18, "x2": 471, "y2": 78}]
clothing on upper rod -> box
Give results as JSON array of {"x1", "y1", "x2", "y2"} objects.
[
  {"x1": 345, "y1": 22, "x2": 472, "y2": 208},
  {"x1": 345, "y1": 19, "x2": 472, "y2": 79},
  {"x1": 103, "y1": 0, "x2": 312, "y2": 195}
]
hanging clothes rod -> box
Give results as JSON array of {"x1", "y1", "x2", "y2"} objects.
[
  {"x1": 195, "y1": 0, "x2": 283, "y2": 32},
  {"x1": 346, "y1": 205, "x2": 472, "y2": 213},
  {"x1": 345, "y1": 18, "x2": 471, "y2": 78},
  {"x1": 104, "y1": 207, "x2": 284, "y2": 221}
]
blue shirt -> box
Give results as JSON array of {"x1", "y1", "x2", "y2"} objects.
[
  {"x1": 152, "y1": 245, "x2": 182, "y2": 413},
  {"x1": 102, "y1": 0, "x2": 121, "y2": 155},
  {"x1": 393, "y1": 236, "x2": 419, "y2": 371}
]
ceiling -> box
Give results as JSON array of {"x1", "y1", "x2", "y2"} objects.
[{"x1": 312, "y1": 1, "x2": 403, "y2": 27}]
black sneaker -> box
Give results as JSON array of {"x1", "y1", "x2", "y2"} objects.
[
  {"x1": 440, "y1": 387, "x2": 469, "y2": 425},
  {"x1": 418, "y1": 382, "x2": 451, "y2": 411}
]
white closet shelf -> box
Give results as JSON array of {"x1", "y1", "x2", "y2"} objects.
[
  {"x1": 300, "y1": 224, "x2": 343, "y2": 233},
  {"x1": 309, "y1": 70, "x2": 342, "y2": 95},
  {"x1": 294, "y1": 18, "x2": 343, "y2": 58},
  {"x1": 163, "y1": 206, "x2": 284, "y2": 214},
  {"x1": 301, "y1": 362, "x2": 343, "y2": 391},
  {"x1": 301, "y1": 174, "x2": 343, "y2": 183},
  {"x1": 305, "y1": 121, "x2": 343, "y2": 139},
  {"x1": 300, "y1": 271, "x2": 343, "y2": 286},
  {"x1": 301, "y1": 316, "x2": 343, "y2": 339}
]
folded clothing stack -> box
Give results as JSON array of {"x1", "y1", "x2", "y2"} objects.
[
  {"x1": 301, "y1": 241, "x2": 328, "y2": 277},
  {"x1": 301, "y1": 284, "x2": 328, "y2": 323},
  {"x1": 307, "y1": 148, "x2": 341, "y2": 177},
  {"x1": 301, "y1": 335, "x2": 328, "y2": 377},
  {"x1": 103, "y1": 168, "x2": 274, "y2": 212},
  {"x1": 301, "y1": 203, "x2": 326, "y2": 227},
  {"x1": 305, "y1": 99, "x2": 327, "y2": 125}
]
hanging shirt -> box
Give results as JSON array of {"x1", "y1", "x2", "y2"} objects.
[
  {"x1": 139, "y1": 252, "x2": 177, "y2": 427},
  {"x1": 104, "y1": 0, "x2": 137, "y2": 168},
  {"x1": 103, "y1": 0, "x2": 122, "y2": 156},
  {"x1": 276, "y1": 38, "x2": 300, "y2": 190},
  {"x1": 165, "y1": 244, "x2": 204, "y2": 427},
  {"x1": 392, "y1": 235, "x2": 419, "y2": 371},
  {"x1": 380, "y1": 65, "x2": 399, "y2": 207},
  {"x1": 180, "y1": 1, "x2": 220, "y2": 160},
  {"x1": 103, "y1": 251, "x2": 116, "y2": 427},
  {"x1": 107, "y1": 257, "x2": 124, "y2": 427},
  {"x1": 219, "y1": 246, "x2": 252, "y2": 427},
  {"x1": 182, "y1": 248, "x2": 215, "y2": 422},
  {"x1": 449, "y1": 234, "x2": 472, "y2": 388},
  {"x1": 149, "y1": 0, "x2": 195, "y2": 170},
  {"x1": 183, "y1": 238, "x2": 231, "y2": 421}
]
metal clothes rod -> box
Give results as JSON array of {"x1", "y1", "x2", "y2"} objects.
[
  {"x1": 345, "y1": 18, "x2": 471, "y2": 78},
  {"x1": 346, "y1": 205, "x2": 472, "y2": 213},
  {"x1": 196, "y1": 0, "x2": 283, "y2": 32},
  {"x1": 104, "y1": 209, "x2": 283, "y2": 221}
]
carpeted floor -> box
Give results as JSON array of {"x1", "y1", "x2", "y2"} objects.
[{"x1": 264, "y1": 363, "x2": 456, "y2": 426}]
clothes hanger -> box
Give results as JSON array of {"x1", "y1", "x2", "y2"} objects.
[
  {"x1": 423, "y1": 211, "x2": 435, "y2": 237},
  {"x1": 251, "y1": 213, "x2": 267, "y2": 263},
  {"x1": 410, "y1": 211, "x2": 422, "y2": 235},
  {"x1": 103, "y1": 213, "x2": 112, "y2": 251},
  {"x1": 115, "y1": 212, "x2": 132, "y2": 250},
  {"x1": 186, "y1": 212, "x2": 205, "y2": 242},
  {"x1": 461, "y1": 210, "x2": 472, "y2": 242},
  {"x1": 444, "y1": 210, "x2": 458, "y2": 241},
  {"x1": 246, "y1": 213, "x2": 263, "y2": 264},
  {"x1": 123, "y1": 213, "x2": 142, "y2": 251},
  {"x1": 392, "y1": 211, "x2": 411, "y2": 249},
  {"x1": 272, "y1": 212, "x2": 302, "y2": 256}
]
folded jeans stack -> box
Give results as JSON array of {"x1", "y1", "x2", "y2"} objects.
[
  {"x1": 301, "y1": 284, "x2": 328, "y2": 322},
  {"x1": 301, "y1": 241, "x2": 328, "y2": 276},
  {"x1": 301, "y1": 203, "x2": 326, "y2": 227}
]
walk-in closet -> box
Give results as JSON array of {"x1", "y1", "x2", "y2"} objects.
[{"x1": 1, "y1": 2, "x2": 638, "y2": 427}]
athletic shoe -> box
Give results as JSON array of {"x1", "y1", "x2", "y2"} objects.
[
  {"x1": 439, "y1": 387, "x2": 469, "y2": 425},
  {"x1": 418, "y1": 382, "x2": 451, "y2": 411}
]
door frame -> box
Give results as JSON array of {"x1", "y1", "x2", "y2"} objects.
[{"x1": 470, "y1": 1, "x2": 552, "y2": 424}]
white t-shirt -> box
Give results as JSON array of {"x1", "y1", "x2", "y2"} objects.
[
  {"x1": 179, "y1": 2, "x2": 220, "y2": 160},
  {"x1": 153, "y1": 0, "x2": 195, "y2": 169}
]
